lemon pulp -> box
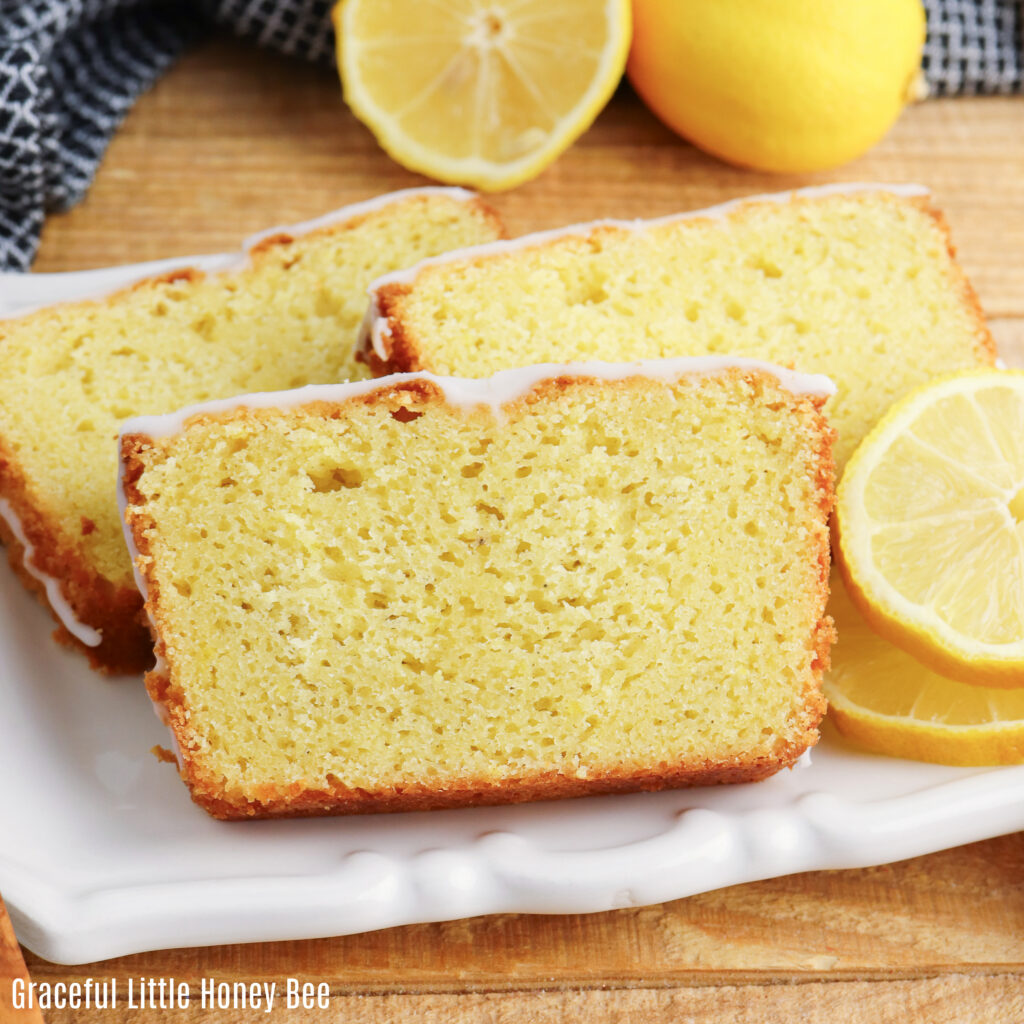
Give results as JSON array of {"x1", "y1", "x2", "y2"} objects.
[
  {"x1": 837, "y1": 371, "x2": 1024, "y2": 688},
  {"x1": 336, "y1": 0, "x2": 631, "y2": 190}
]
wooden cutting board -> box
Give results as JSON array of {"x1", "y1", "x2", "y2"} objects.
[
  {"x1": 1, "y1": 897, "x2": 42, "y2": 1024},
  {"x1": 11, "y1": 35, "x2": 1024, "y2": 1024}
]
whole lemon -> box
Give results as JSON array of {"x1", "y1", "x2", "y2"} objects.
[{"x1": 627, "y1": 0, "x2": 926, "y2": 173}]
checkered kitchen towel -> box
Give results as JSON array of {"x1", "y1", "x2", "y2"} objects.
[{"x1": 0, "y1": 0, "x2": 1021, "y2": 271}]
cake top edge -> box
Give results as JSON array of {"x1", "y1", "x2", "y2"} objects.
[
  {"x1": 118, "y1": 357, "x2": 837, "y2": 444},
  {"x1": 0, "y1": 186, "x2": 482, "y2": 320},
  {"x1": 363, "y1": 182, "x2": 932, "y2": 298},
  {"x1": 239, "y1": 186, "x2": 480, "y2": 254}
]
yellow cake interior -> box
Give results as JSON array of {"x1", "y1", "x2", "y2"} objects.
[
  {"x1": 128, "y1": 371, "x2": 832, "y2": 806},
  {"x1": 379, "y1": 193, "x2": 992, "y2": 469},
  {"x1": 0, "y1": 194, "x2": 499, "y2": 586}
]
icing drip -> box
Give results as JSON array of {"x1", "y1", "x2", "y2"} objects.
[
  {"x1": 0, "y1": 498, "x2": 102, "y2": 646},
  {"x1": 151, "y1": 699, "x2": 184, "y2": 772}
]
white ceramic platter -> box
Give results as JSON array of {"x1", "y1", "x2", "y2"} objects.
[
  {"x1": 4, "y1": 563, "x2": 1024, "y2": 966},
  {"x1": 2, "y1": 258, "x2": 1023, "y2": 966}
]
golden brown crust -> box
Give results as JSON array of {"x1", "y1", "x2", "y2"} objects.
[
  {"x1": 125, "y1": 367, "x2": 834, "y2": 820},
  {"x1": 145, "y1": 678, "x2": 819, "y2": 822},
  {"x1": 120, "y1": 433, "x2": 171, "y2": 666},
  {"x1": 0, "y1": 436, "x2": 152, "y2": 675},
  {"x1": 186, "y1": 731, "x2": 814, "y2": 821},
  {"x1": 803, "y1": 388, "x2": 836, "y2": 745},
  {"x1": 359, "y1": 281, "x2": 421, "y2": 375},
  {"x1": 905, "y1": 195, "x2": 997, "y2": 365}
]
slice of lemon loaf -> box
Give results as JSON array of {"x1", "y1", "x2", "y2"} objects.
[
  {"x1": 0, "y1": 188, "x2": 503, "y2": 674},
  {"x1": 358, "y1": 184, "x2": 994, "y2": 471},
  {"x1": 119, "y1": 358, "x2": 836, "y2": 819}
]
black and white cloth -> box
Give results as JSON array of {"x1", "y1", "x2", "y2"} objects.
[{"x1": 0, "y1": 0, "x2": 1021, "y2": 271}]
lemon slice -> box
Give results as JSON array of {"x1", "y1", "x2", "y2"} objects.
[
  {"x1": 334, "y1": 0, "x2": 631, "y2": 191},
  {"x1": 836, "y1": 370, "x2": 1024, "y2": 688},
  {"x1": 825, "y1": 577, "x2": 1024, "y2": 765}
]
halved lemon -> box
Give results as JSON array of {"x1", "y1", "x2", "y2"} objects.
[
  {"x1": 835, "y1": 370, "x2": 1024, "y2": 688},
  {"x1": 825, "y1": 577, "x2": 1024, "y2": 765},
  {"x1": 334, "y1": 0, "x2": 631, "y2": 191}
]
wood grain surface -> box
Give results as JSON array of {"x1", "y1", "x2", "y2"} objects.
[
  {"x1": 12, "y1": 34, "x2": 1024, "y2": 1024},
  {"x1": 0, "y1": 897, "x2": 42, "y2": 1024}
]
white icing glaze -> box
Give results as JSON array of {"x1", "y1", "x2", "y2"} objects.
[
  {"x1": 0, "y1": 498, "x2": 103, "y2": 647},
  {"x1": 0, "y1": 186, "x2": 481, "y2": 321},
  {"x1": 151, "y1": 699, "x2": 184, "y2": 772},
  {"x1": 358, "y1": 182, "x2": 931, "y2": 362},
  {"x1": 116, "y1": 455, "x2": 155, "y2": 607},
  {"x1": 118, "y1": 356, "x2": 834, "y2": 447}
]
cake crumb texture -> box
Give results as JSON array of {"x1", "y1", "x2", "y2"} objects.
[
  {"x1": 369, "y1": 192, "x2": 994, "y2": 469},
  {"x1": 0, "y1": 191, "x2": 501, "y2": 671},
  {"x1": 123, "y1": 368, "x2": 834, "y2": 818}
]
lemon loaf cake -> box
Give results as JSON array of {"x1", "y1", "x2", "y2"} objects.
[
  {"x1": 119, "y1": 358, "x2": 836, "y2": 819},
  {"x1": 0, "y1": 188, "x2": 502, "y2": 674},
  {"x1": 358, "y1": 184, "x2": 994, "y2": 470}
]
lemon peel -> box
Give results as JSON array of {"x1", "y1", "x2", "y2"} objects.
[
  {"x1": 826, "y1": 577, "x2": 1024, "y2": 765},
  {"x1": 627, "y1": 0, "x2": 926, "y2": 174}
]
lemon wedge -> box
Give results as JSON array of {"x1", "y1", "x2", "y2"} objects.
[
  {"x1": 836, "y1": 370, "x2": 1024, "y2": 688},
  {"x1": 825, "y1": 577, "x2": 1024, "y2": 765},
  {"x1": 334, "y1": 0, "x2": 631, "y2": 191}
]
